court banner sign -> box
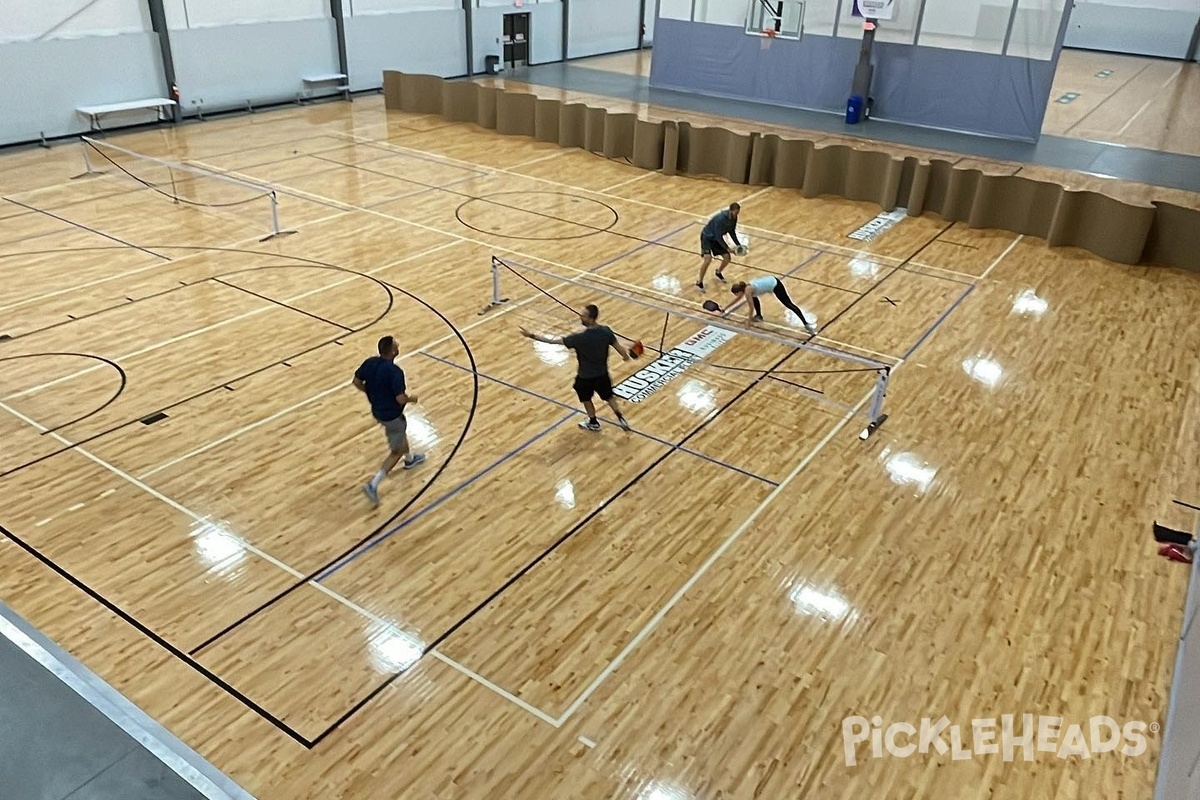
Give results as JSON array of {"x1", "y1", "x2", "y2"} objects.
[
  {"x1": 612, "y1": 325, "x2": 737, "y2": 403},
  {"x1": 853, "y1": 0, "x2": 896, "y2": 20}
]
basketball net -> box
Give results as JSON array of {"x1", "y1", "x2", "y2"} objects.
[{"x1": 760, "y1": 28, "x2": 776, "y2": 50}]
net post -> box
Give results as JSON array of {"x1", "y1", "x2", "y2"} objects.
[
  {"x1": 72, "y1": 138, "x2": 102, "y2": 181},
  {"x1": 478, "y1": 255, "x2": 510, "y2": 315},
  {"x1": 859, "y1": 367, "x2": 890, "y2": 440},
  {"x1": 259, "y1": 191, "x2": 297, "y2": 241}
]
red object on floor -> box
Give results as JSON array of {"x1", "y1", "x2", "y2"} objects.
[{"x1": 1159, "y1": 544, "x2": 1194, "y2": 564}]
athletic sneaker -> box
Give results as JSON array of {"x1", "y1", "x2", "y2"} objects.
[
  {"x1": 362, "y1": 483, "x2": 379, "y2": 507},
  {"x1": 695, "y1": 281, "x2": 705, "y2": 291},
  {"x1": 804, "y1": 322, "x2": 819, "y2": 336},
  {"x1": 752, "y1": 314, "x2": 764, "y2": 322},
  {"x1": 715, "y1": 271, "x2": 726, "y2": 283},
  {"x1": 403, "y1": 453, "x2": 426, "y2": 470},
  {"x1": 579, "y1": 419, "x2": 602, "y2": 432},
  {"x1": 616, "y1": 415, "x2": 631, "y2": 432}
]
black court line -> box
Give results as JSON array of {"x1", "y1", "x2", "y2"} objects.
[
  {"x1": 0, "y1": 250, "x2": 479, "y2": 746},
  {"x1": 817, "y1": 222, "x2": 957, "y2": 338},
  {"x1": 186, "y1": 274, "x2": 480, "y2": 657},
  {"x1": 0, "y1": 249, "x2": 351, "y2": 343},
  {"x1": 304, "y1": 220, "x2": 962, "y2": 744},
  {"x1": 309, "y1": 150, "x2": 857, "y2": 297},
  {"x1": 0, "y1": 256, "x2": 396, "y2": 478},
  {"x1": 0, "y1": 521, "x2": 313, "y2": 747},
  {"x1": 0, "y1": 353, "x2": 128, "y2": 436},
  {"x1": 455, "y1": 191, "x2": 620, "y2": 241},
  {"x1": 306, "y1": 304, "x2": 825, "y2": 745},
  {"x1": 2, "y1": 197, "x2": 171, "y2": 262},
  {"x1": 212, "y1": 276, "x2": 354, "y2": 333},
  {"x1": 1174, "y1": 500, "x2": 1200, "y2": 512}
]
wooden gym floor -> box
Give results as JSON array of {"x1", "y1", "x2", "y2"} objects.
[{"x1": 0, "y1": 89, "x2": 1198, "y2": 799}]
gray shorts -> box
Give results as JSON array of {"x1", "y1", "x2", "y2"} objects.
[{"x1": 381, "y1": 415, "x2": 408, "y2": 451}]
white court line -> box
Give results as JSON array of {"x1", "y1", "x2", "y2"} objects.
[
  {"x1": 507, "y1": 150, "x2": 569, "y2": 171},
  {"x1": 137, "y1": 383, "x2": 352, "y2": 479},
  {"x1": 0, "y1": 613, "x2": 255, "y2": 800},
  {"x1": 906, "y1": 260, "x2": 986, "y2": 281},
  {"x1": 188, "y1": 158, "x2": 891, "y2": 372},
  {"x1": 0, "y1": 207, "x2": 349, "y2": 317},
  {"x1": 326, "y1": 131, "x2": 907, "y2": 263},
  {"x1": 430, "y1": 651, "x2": 561, "y2": 727},
  {"x1": 578, "y1": 736, "x2": 596, "y2": 748},
  {"x1": 4, "y1": 238, "x2": 464, "y2": 402},
  {"x1": 598, "y1": 171, "x2": 655, "y2": 194},
  {"x1": 3, "y1": 391, "x2": 568, "y2": 726},
  {"x1": 980, "y1": 235, "x2": 1023, "y2": 280},
  {"x1": 134, "y1": 239, "x2": 587, "y2": 479},
  {"x1": 0, "y1": 398, "x2": 428, "y2": 675},
  {"x1": 554, "y1": 380, "x2": 883, "y2": 725},
  {"x1": 1117, "y1": 68, "x2": 1179, "y2": 137}
]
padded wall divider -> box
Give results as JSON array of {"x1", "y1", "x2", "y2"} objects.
[{"x1": 381, "y1": 71, "x2": 1198, "y2": 271}]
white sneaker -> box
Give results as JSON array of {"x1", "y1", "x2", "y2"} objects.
[{"x1": 805, "y1": 322, "x2": 818, "y2": 336}]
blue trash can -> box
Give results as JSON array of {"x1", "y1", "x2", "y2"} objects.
[{"x1": 846, "y1": 95, "x2": 865, "y2": 125}]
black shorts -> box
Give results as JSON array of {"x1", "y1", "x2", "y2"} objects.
[
  {"x1": 574, "y1": 374, "x2": 613, "y2": 402},
  {"x1": 700, "y1": 235, "x2": 729, "y2": 257}
]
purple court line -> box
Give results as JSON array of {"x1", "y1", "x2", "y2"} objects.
[
  {"x1": 421, "y1": 352, "x2": 780, "y2": 488},
  {"x1": 902, "y1": 284, "x2": 976, "y2": 361},
  {"x1": 591, "y1": 221, "x2": 697, "y2": 272},
  {"x1": 784, "y1": 249, "x2": 824, "y2": 277},
  {"x1": 314, "y1": 412, "x2": 577, "y2": 582}
]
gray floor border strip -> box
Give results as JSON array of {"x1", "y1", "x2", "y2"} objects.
[{"x1": 0, "y1": 601, "x2": 257, "y2": 800}]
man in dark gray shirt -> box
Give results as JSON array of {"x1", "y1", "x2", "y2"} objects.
[{"x1": 521, "y1": 303, "x2": 633, "y2": 432}]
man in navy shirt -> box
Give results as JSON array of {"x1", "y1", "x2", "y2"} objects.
[
  {"x1": 354, "y1": 335, "x2": 426, "y2": 507},
  {"x1": 696, "y1": 202, "x2": 743, "y2": 291}
]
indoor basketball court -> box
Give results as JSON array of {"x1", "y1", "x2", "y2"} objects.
[{"x1": 1, "y1": 1, "x2": 1199, "y2": 799}]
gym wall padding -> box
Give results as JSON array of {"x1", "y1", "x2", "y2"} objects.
[{"x1": 382, "y1": 71, "x2": 1199, "y2": 271}]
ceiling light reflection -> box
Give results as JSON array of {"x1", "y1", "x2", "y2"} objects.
[
  {"x1": 1012, "y1": 289, "x2": 1048, "y2": 317},
  {"x1": 652, "y1": 274, "x2": 682, "y2": 295},
  {"x1": 676, "y1": 379, "x2": 716, "y2": 414},
  {"x1": 555, "y1": 479, "x2": 576, "y2": 510},
  {"x1": 403, "y1": 410, "x2": 439, "y2": 448},
  {"x1": 370, "y1": 628, "x2": 424, "y2": 673},
  {"x1": 789, "y1": 584, "x2": 855, "y2": 623},
  {"x1": 192, "y1": 523, "x2": 245, "y2": 569},
  {"x1": 849, "y1": 256, "x2": 882, "y2": 279},
  {"x1": 882, "y1": 449, "x2": 937, "y2": 494},
  {"x1": 533, "y1": 340, "x2": 569, "y2": 366},
  {"x1": 637, "y1": 782, "x2": 692, "y2": 800},
  {"x1": 962, "y1": 356, "x2": 1003, "y2": 389}
]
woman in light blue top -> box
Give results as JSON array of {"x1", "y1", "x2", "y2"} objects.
[{"x1": 728, "y1": 275, "x2": 818, "y2": 336}]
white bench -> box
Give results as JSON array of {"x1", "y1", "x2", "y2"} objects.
[
  {"x1": 76, "y1": 98, "x2": 177, "y2": 131},
  {"x1": 299, "y1": 73, "x2": 350, "y2": 102}
]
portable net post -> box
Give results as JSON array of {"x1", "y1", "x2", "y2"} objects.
[
  {"x1": 489, "y1": 255, "x2": 893, "y2": 439},
  {"x1": 76, "y1": 136, "x2": 296, "y2": 241}
]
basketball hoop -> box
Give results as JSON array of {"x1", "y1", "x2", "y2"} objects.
[{"x1": 760, "y1": 27, "x2": 777, "y2": 49}]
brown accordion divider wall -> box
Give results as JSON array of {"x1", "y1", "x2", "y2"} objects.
[{"x1": 383, "y1": 71, "x2": 1199, "y2": 271}]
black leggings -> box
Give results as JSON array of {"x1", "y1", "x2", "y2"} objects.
[{"x1": 752, "y1": 281, "x2": 809, "y2": 324}]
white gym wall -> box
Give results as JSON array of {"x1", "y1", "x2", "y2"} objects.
[
  {"x1": 472, "y1": 0, "x2": 562, "y2": 74},
  {"x1": 568, "y1": 0, "x2": 642, "y2": 58},
  {"x1": 0, "y1": 0, "x2": 163, "y2": 145},
  {"x1": 1065, "y1": 0, "x2": 1200, "y2": 60}
]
